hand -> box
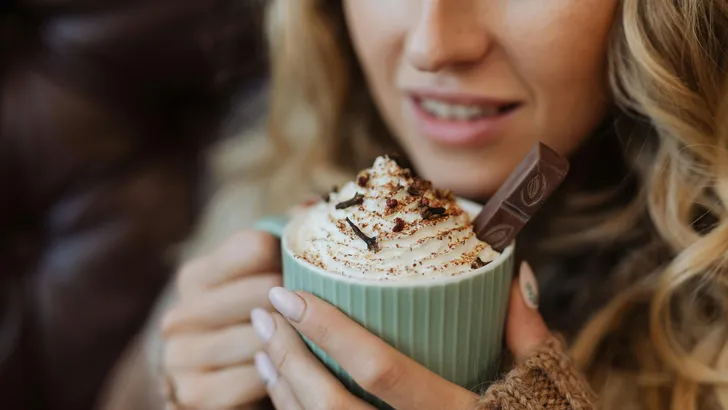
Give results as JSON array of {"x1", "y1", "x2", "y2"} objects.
[
  {"x1": 250, "y1": 262, "x2": 550, "y2": 410},
  {"x1": 161, "y1": 230, "x2": 283, "y2": 409}
]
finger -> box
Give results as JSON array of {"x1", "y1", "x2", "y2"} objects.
[
  {"x1": 505, "y1": 261, "x2": 550, "y2": 362},
  {"x1": 174, "y1": 366, "x2": 266, "y2": 409},
  {"x1": 163, "y1": 274, "x2": 281, "y2": 334},
  {"x1": 268, "y1": 288, "x2": 477, "y2": 410},
  {"x1": 252, "y1": 309, "x2": 370, "y2": 410},
  {"x1": 255, "y1": 352, "x2": 304, "y2": 410},
  {"x1": 164, "y1": 324, "x2": 263, "y2": 371},
  {"x1": 178, "y1": 230, "x2": 281, "y2": 296}
]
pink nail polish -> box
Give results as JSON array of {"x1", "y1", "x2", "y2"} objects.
[
  {"x1": 254, "y1": 351, "x2": 278, "y2": 386},
  {"x1": 269, "y1": 287, "x2": 306, "y2": 322},
  {"x1": 251, "y1": 308, "x2": 275, "y2": 342}
]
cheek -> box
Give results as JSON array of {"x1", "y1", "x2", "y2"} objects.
[
  {"x1": 500, "y1": 1, "x2": 618, "y2": 154},
  {"x1": 343, "y1": 1, "x2": 411, "y2": 134},
  {"x1": 344, "y1": 2, "x2": 405, "y2": 86},
  {"x1": 500, "y1": 1, "x2": 617, "y2": 81}
]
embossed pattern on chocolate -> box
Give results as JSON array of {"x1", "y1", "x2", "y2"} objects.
[{"x1": 473, "y1": 142, "x2": 569, "y2": 252}]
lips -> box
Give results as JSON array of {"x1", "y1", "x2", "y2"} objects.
[
  {"x1": 417, "y1": 97, "x2": 519, "y2": 120},
  {"x1": 407, "y1": 91, "x2": 522, "y2": 147}
]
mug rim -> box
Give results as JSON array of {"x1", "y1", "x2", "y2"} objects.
[{"x1": 281, "y1": 198, "x2": 515, "y2": 288}]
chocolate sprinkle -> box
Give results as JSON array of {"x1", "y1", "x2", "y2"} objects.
[
  {"x1": 386, "y1": 198, "x2": 399, "y2": 209},
  {"x1": 407, "y1": 187, "x2": 422, "y2": 196},
  {"x1": 335, "y1": 193, "x2": 364, "y2": 210},
  {"x1": 357, "y1": 172, "x2": 369, "y2": 187},
  {"x1": 471, "y1": 257, "x2": 489, "y2": 270},
  {"x1": 407, "y1": 178, "x2": 432, "y2": 196},
  {"x1": 421, "y1": 206, "x2": 446, "y2": 220},
  {"x1": 346, "y1": 217, "x2": 379, "y2": 251},
  {"x1": 393, "y1": 218, "x2": 405, "y2": 232}
]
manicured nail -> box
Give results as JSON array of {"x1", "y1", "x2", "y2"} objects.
[
  {"x1": 254, "y1": 351, "x2": 278, "y2": 386},
  {"x1": 251, "y1": 308, "x2": 275, "y2": 342},
  {"x1": 519, "y1": 261, "x2": 539, "y2": 309},
  {"x1": 269, "y1": 287, "x2": 306, "y2": 322}
]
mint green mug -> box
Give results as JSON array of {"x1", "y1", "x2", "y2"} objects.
[{"x1": 255, "y1": 199, "x2": 514, "y2": 408}]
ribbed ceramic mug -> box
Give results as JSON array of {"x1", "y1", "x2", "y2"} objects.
[{"x1": 255, "y1": 199, "x2": 514, "y2": 409}]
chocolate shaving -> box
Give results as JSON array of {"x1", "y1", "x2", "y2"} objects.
[
  {"x1": 393, "y1": 218, "x2": 405, "y2": 232},
  {"x1": 357, "y1": 172, "x2": 369, "y2": 187},
  {"x1": 421, "y1": 206, "x2": 446, "y2": 220},
  {"x1": 386, "y1": 198, "x2": 398, "y2": 209},
  {"x1": 346, "y1": 217, "x2": 378, "y2": 251},
  {"x1": 471, "y1": 257, "x2": 489, "y2": 270},
  {"x1": 407, "y1": 186, "x2": 422, "y2": 196},
  {"x1": 408, "y1": 178, "x2": 432, "y2": 196},
  {"x1": 335, "y1": 193, "x2": 364, "y2": 210}
]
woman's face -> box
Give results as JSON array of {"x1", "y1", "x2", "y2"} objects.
[{"x1": 344, "y1": 0, "x2": 618, "y2": 199}]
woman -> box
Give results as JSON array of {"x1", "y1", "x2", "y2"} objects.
[{"x1": 141, "y1": 0, "x2": 728, "y2": 409}]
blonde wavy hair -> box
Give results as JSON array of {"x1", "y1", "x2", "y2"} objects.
[{"x1": 261, "y1": 0, "x2": 728, "y2": 409}]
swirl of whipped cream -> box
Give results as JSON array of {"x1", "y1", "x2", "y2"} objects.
[{"x1": 292, "y1": 156, "x2": 499, "y2": 280}]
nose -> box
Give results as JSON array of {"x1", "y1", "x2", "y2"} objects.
[{"x1": 406, "y1": 0, "x2": 491, "y2": 72}]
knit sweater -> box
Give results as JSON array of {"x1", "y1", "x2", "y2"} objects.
[{"x1": 478, "y1": 335, "x2": 596, "y2": 410}]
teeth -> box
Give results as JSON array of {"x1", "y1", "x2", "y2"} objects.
[{"x1": 419, "y1": 98, "x2": 500, "y2": 120}]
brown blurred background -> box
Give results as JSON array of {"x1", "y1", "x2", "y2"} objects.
[{"x1": 0, "y1": 1, "x2": 268, "y2": 409}]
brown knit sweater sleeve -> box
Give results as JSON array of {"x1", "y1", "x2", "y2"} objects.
[{"x1": 476, "y1": 335, "x2": 598, "y2": 410}]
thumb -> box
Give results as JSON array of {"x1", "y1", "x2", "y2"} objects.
[{"x1": 505, "y1": 261, "x2": 551, "y2": 362}]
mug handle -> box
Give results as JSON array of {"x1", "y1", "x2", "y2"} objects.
[{"x1": 253, "y1": 216, "x2": 290, "y2": 239}]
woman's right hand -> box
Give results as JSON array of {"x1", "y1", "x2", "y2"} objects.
[{"x1": 161, "y1": 230, "x2": 282, "y2": 409}]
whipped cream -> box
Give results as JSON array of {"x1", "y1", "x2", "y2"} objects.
[{"x1": 291, "y1": 156, "x2": 500, "y2": 280}]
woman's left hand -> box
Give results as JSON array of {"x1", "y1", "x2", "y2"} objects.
[{"x1": 249, "y1": 262, "x2": 551, "y2": 410}]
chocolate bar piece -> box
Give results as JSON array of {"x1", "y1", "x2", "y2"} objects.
[{"x1": 473, "y1": 142, "x2": 569, "y2": 252}]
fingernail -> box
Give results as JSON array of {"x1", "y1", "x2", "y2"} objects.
[
  {"x1": 251, "y1": 308, "x2": 275, "y2": 342},
  {"x1": 519, "y1": 261, "x2": 539, "y2": 309},
  {"x1": 269, "y1": 287, "x2": 306, "y2": 322},
  {"x1": 254, "y1": 351, "x2": 278, "y2": 386}
]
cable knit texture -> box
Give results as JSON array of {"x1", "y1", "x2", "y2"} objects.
[{"x1": 478, "y1": 334, "x2": 597, "y2": 410}]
